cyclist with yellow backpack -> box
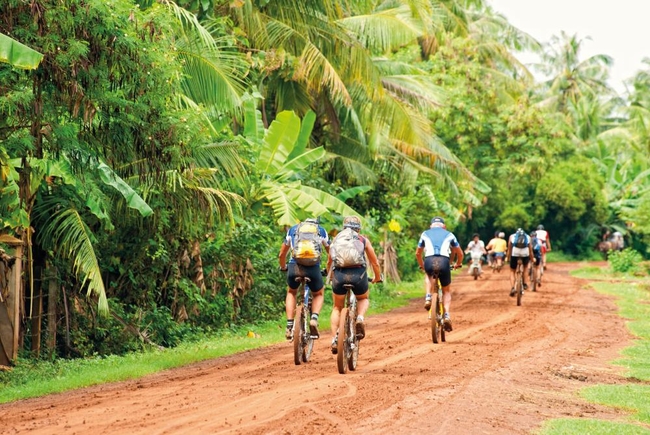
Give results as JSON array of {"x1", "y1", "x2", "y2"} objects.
[{"x1": 279, "y1": 218, "x2": 330, "y2": 340}]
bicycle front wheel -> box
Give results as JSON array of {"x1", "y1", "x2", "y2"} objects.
[
  {"x1": 337, "y1": 307, "x2": 349, "y2": 374},
  {"x1": 293, "y1": 304, "x2": 304, "y2": 365},
  {"x1": 516, "y1": 281, "x2": 523, "y2": 306}
]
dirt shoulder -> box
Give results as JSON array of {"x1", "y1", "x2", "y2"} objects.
[{"x1": 0, "y1": 262, "x2": 632, "y2": 434}]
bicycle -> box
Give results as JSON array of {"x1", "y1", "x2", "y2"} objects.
[
  {"x1": 529, "y1": 256, "x2": 541, "y2": 292},
  {"x1": 427, "y1": 266, "x2": 458, "y2": 344},
  {"x1": 514, "y1": 258, "x2": 525, "y2": 306},
  {"x1": 336, "y1": 278, "x2": 382, "y2": 374},
  {"x1": 292, "y1": 276, "x2": 316, "y2": 365}
]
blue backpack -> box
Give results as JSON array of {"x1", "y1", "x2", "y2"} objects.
[{"x1": 513, "y1": 231, "x2": 529, "y2": 249}]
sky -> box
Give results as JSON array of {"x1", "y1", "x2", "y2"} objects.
[{"x1": 488, "y1": 0, "x2": 650, "y2": 94}]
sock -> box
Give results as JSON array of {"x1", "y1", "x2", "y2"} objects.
[
  {"x1": 311, "y1": 313, "x2": 319, "y2": 321},
  {"x1": 425, "y1": 293, "x2": 432, "y2": 299},
  {"x1": 357, "y1": 315, "x2": 364, "y2": 322},
  {"x1": 287, "y1": 319, "x2": 294, "y2": 329}
]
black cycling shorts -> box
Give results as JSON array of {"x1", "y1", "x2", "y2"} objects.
[
  {"x1": 424, "y1": 256, "x2": 452, "y2": 287},
  {"x1": 509, "y1": 256, "x2": 530, "y2": 270},
  {"x1": 331, "y1": 267, "x2": 368, "y2": 296},
  {"x1": 533, "y1": 253, "x2": 541, "y2": 266},
  {"x1": 287, "y1": 263, "x2": 324, "y2": 291}
]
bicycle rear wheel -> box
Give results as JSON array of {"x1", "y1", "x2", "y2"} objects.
[
  {"x1": 347, "y1": 312, "x2": 359, "y2": 371},
  {"x1": 293, "y1": 305, "x2": 304, "y2": 365},
  {"x1": 516, "y1": 280, "x2": 522, "y2": 306},
  {"x1": 430, "y1": 307, "x2": 439, "y2": 344},
  {"x1": 439, "y1": 297, "x2": 446, "y2": 342},
  {"x1": 301, "y1": 304, "x2": 314, "y2": 363},
  {"x1": 337, "y1": 308, "x2": 349, "y2": 374}
]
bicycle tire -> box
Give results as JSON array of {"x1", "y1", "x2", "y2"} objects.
[
  {"x1": 347, "y1": 309, "x2": 359, "y2": 371},
  {"x1": 431, "y1": 307, "x2": 439, "y2": 344},
  {"x1": 293, "y1": 305, "x2": 304, "y2": 365},
  {"x1": 473, "y1": 265, "x2": 479, "y2": 280},
  {"x1": 337, "y1": 307, "x2": 349, "y2": 374},
  {"x1": 440, "y1": 297, "x2": 446, "y2": 342},
  {"x1": 301, "y1": 304, "x2": 314, "y2": 363},
  {"x1": 531, "y1": 266, "x2": 538, "y2": 292}
]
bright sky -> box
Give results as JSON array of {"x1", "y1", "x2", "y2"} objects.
[{"x1": 488, "y1": 0, "x2": 650, "y2": 94}]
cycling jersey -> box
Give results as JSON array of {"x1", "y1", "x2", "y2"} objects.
[
  {"x1": 418, "y1": 228, "x2": 460, "y2": 257},
  {"x1": 536, "y1": 229, "x2": 549, "y2": 246}
]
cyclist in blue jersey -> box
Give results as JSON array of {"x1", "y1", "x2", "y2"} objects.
[
  {"x1": 415, "y1": 217, "x2": 463, "y2": 331},
  {"x1": 279, "y1": 218, "x2": 330, "y2": 340}
]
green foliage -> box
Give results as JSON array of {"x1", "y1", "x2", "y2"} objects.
[{"x1": 609, "y1": 249, "x2": 644, "y2": 274}]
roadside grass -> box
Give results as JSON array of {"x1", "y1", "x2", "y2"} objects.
[
  {"x1": 0, "y1": 279, "x2": 423, "y2": 403},
  {"x1": 540, "y1": 267, "x2": 650, "y2": 434}
]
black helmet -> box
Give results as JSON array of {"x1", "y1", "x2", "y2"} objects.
[
  {"x1": 431, "y1": 216, "x2": 445, "y2": 225},
  {"x1": 537, "y1": 224, "x2": 544, "y2": 230}
]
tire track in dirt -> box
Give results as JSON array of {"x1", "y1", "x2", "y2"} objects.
[{"x1": 0, "y1": 262, "x2": 633, "y2": 435}]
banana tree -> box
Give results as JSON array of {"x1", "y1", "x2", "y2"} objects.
[
  {"x1": 243, "y1": 98, "x2": 363, "y2": 226},
  {"x1": 0, "y1": 33, "x2": 43, "y2": 70}
]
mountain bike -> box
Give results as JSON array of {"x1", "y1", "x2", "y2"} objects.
[
  {"x1": 529, "y1": 256, "x2": 540, "y2": 292},
  {"x1": 427, "y1": 266, "x2": 458, "y2": 344},
  {"x1": 292, "y1": 276, "x2": 316, "y2": 365},
  {"x1": 514, "y1": 258, "x2": 525, "y2": 306},
  {"x1": 336, "y1": 279, "x2": 382, "y2": 374}
]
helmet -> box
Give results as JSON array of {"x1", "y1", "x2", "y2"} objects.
[
  {"x1": 516, "y1": 228, "x2": 524, "y2": 235},
  {"x1": 472, "y1": 233, "x2": 480, "y2": 239},
  {"x1": 304, "y1": 218, "x2": 319, "y2": 224},
  {"x1": 431, "y1": 216, "x2": 445, "y2": 225},
  {"x1": 530, "y1": 231, "x2": 537, "y2": 237},
  {"x1": 537, "y1": 224, "x2": 544, "y2": 230},
  {"x1": 343, "y1": 216, "x2": 361, "y2": 231},
  {"x1": 498, "y1": 232, "x2": 505, "y2": 238}
]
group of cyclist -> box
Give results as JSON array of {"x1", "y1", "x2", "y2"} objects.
[
  {"x1": 278, "y1": 216, "x2": 382, "y2": 355},
  {"x1": 279, "y1": 215, "x2": 551, "y2": 353}
]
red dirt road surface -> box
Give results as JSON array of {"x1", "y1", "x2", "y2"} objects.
[{"x1": 0, "y1": 262, "x2": 632, "y2": 434}]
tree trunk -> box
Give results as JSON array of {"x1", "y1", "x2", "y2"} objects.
[
  {"x1": 46, "y1": 264, "x2": 57, "y2": 354},
  {"x1": 30, "y1": 266, "x2": 42, "y2": 357}
]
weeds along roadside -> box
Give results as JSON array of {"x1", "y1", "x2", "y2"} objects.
[
  {"x1": 540, "y1": 258, "x2": 650, "y2": 435},
  {"x1": 0, "y1": 280, "x2": 424, "y2": 403}
]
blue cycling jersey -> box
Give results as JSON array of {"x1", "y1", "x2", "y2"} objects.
[{"x1": 418, "y1": 228, "x2": 460, "y2": 257}]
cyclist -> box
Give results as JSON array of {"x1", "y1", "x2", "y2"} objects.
[
  {"x1": 486, "y1": 231, "x2": 507, "y2": 270},
  {"x1": 530, "y1": 231, "x2": 543, "y2": 287},
  {"x1": 278, "y1": 218, "x2": 329, "y2": 340},
  {"x1": 326, "y1": 216, "x2": 382, "y2": 354},
  {"x1": 465, "y1": 233, "x2": 487, "y2": 275},
  {"x1": 535, "y1": 224, "x2": 551, "y2": 269},
  {"x1": 506, "y1": 228, "x2": 534, "y2": 297},
  {"x1": 415, "y1": 217, "x2": 463, "y2": 331}
]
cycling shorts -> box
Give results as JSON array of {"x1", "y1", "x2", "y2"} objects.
[
  {"x1": 533, "y1": 253, "x2": 542, "y2": 266},
  {"x1": 493, "y1": 252, "x2": 505, "y2": 258},
  {"x1": 509, "y1": 256, "x2": 530, "y2": 270},
  {"x1": 331, "y1": 267, "x2": 368, "y2": 296},
  {"x1": 287, "y1": 263, "x2": 324, "y2": 291},
  {"x1": 424, "y1": 256, "x2": 452, "y2": 287}
]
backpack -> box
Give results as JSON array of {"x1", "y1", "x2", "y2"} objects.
[
  {"x1": 514, "y1": 231, "x2": 528, "y2": 249},
  {"x1": 531, "y1": 237, "x2": 542, "y2": 253},
  {"x1": 292, "y1": 221, "x2": 322, "y2": 266},
  {"x1": 330, "y1": 228, "x2": 366, "y2": 268}
]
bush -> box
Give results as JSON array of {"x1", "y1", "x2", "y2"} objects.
[{"x1": 608, "y1": 248, "x2": 643, "y2": 273}]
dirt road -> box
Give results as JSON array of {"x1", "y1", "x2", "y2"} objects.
[{"x1": 0, "y1": 262, "x2": 632, "y2": 434}]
